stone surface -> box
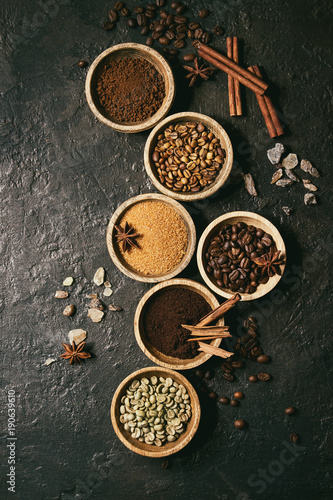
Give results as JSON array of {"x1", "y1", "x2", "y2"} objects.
[{"x1": 1, "y1": 0, "x2": 332, "y2": 499}]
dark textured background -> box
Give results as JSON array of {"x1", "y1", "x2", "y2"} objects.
[{"x1": 1, "y1": 0, "x2": 332, "y2": 499}]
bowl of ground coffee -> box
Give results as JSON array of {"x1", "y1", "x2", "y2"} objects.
[
  {"x1": 85, "y1": 43, "x2": 175, "y2": 133},
  {"x1": 134, "y1": 279, "x2": 225, "y2": 370}
]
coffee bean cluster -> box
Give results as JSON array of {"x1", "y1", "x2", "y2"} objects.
[
  {"x1": 103, "y1": 2, "x2": 224, "y2": 61},
  {"x1": 235, "y1": 316, "x2": 271, "y2": 367},
  {"x1": 152, "y1": 121, "x2": 226, "y2": 193},
  {"x1": 205, "y1": 221, "x2": 276, "y2": 294}
]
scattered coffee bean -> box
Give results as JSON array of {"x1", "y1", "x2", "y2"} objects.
[
  {"x1": 257, "y1": 355, "x2": 270, "y2": 364},
  {"x1": 146, "y1": 37, "x2": 154, "y2": 46},
  {"x1": 223, "y1": 373, "x2": 234, "y2": 382},
  {"x1": 161, "y1": 459, "x2": 170, "y2": 469},
  {"x1": 285, "y1": 406, "x2": 296, "y2": 415},
  {"x1": 114, "y1": 1, "x2": 124, "y2": 10},
  {"x1": 222, "y1": 361, "x2": 233, "y2": 373},
  {"x1": 289, "y1": 433, "x2": 299, "y2": 443},
  {"x1": 213, "y1": 25, "x2": 224, "y2": 35},
  {"x1": 201, "y1": 32, "x2": 211, "y2": 44},
  {"x1": 230, "y1": 399, "x2": 239, "y2": 407},
  {"x1": 134, "y1": 6, "x2": 144, "y2": 14},
  {"x1": 63, "y1": 304, "x2": 75, "y2": 317},
  {"x1": 249, "y1": 375, "x2": 258, "y2": 383},
  {"x1": 231, "y1": 361, "x2": 243, "y2": 369},
  {"x1": 204, "y1": 370, "x2": 214, "y2": 380},
  {"x1": 141, "y1": 25, "x2": 149, "y2": 35},
  {"x1": 195, "y1": 369, "x2": 204, "y2": 378},
  {"x1": 127, "y1": 17, "x2": 137, "y2": 28},
  {"x1": 208, "y1": 391, "x2": 217, "y2": 400},
  {"x1": 159, "y1": 36, "x2": 170, "y2": 45},
  {"x1": 77, "y1": 60, "x2": 88, "y2": 68},
  {"x1": 108, "y1": 9, "x2": 117, "y2": 22},
  {"x1": 219, "y1": 396, "x2": 230, "y2": 405},
  {"x1": 199, "y1": 9, "x2": 210, "y2": 18},
  {"x1": 174, "y1": 39, "x2": 185, "y2": 48},
  {"x1": 171, "y1": 1, "x2": 181, "y2": 10},
  {"x1": 257, "y1": 372, "x2": 271, "y2": 381},
  {"x1": 121, "y1": 7, "x2": 130, "y2": 16},
  {"x1": 103, "y1": 21, "x2": 114, "y2": 30},
  {"x1": 156, "y1": 0, "x2": 165, "y2": 7},
  {"x1": 176, "y1": 5, "x2": 186, "y2": 14},
  {"x1": 234, "y1": 391, "x2": 244, "y2": 399},
  {"x1": 234, "y1": 419, "x2": 246, "y2": 429}
]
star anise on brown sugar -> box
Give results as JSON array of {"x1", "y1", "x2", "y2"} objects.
[
  {"x1": 252, "y1": 250, "x2": 285, "y2": 278},
  {"x1": 60, "y1": 341, "x2": 91, "y2": 365},
  {"x1": 115, "y1": 221, "x2": 140, "y2": 252},
  {"x1": 183, "y1": 57, "x2": 214, "y2": 87}
]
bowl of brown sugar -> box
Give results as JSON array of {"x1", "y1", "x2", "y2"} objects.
[
  {"x1": 134, "y1": 279, "x2": 225, "y2": 370},
  {"x1": 106, "y1": 194, "x2": 196, "y2": 283},
  {"x1": 85, "y1": 43, "x2": 175, "y2": 133}
]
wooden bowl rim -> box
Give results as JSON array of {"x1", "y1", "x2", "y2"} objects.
[
  {"x1": 106, "y1": 194, "x2": 196, "y2": 283},
  {"x1": 197, "y1": 211, "x2": 286, "y2": 301},
  {"x1": 85, "y1": 43, "x2": 175, "y2": 133},
  {"x1": 110, "y1": 366, "x2": 201, "y2": 457},
  {"x1": 134, "y1": 278, "x2": 224, "y2": 369},
  {"x1": 144, "y1": 111, "x2": 233, "y2": 201}
]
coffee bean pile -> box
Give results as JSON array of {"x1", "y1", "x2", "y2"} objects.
[{"x1": 205, "y1": 221, "x2": 279, "y2": 294}]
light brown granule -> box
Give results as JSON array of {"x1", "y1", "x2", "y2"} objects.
[{"x1": 117, "y1": 201, "x2": 188, "y2": 275}]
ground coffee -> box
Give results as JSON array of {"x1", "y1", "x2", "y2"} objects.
[
  {"x1": 143, "y1": 288, "x2": 212, "y2": 359},
  {"x1": 96, "y1": 57, "x2": 165, "y2": 122}
]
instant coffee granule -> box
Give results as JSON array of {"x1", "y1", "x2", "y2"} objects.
[
  {"x1": 144, "y1": 288, "x2": 212, "y2": 359},
  {"x1": 96, "y1": 58, "x2": 165, "y2": 122},
  {"x1": 117, "y1": 201, "x2": 188, "y2": 275}
]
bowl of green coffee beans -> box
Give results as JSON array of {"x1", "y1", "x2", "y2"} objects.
[{"x1": 110, "y1": 366, "x2": 200, "y2": 457}]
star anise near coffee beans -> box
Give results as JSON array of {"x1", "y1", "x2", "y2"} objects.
[
  {"x1": 252, "y1": 250, "x2": 285, "y2": 277},
  {"x1": 115, "y1": 221, "x2": 140, "y2": 252},
  {"x1": 183, "y1": 57, "x2": 214, "y2": 87},
  {"x1": 60, "y1": 341, "x2": 91, "y2": 365}
]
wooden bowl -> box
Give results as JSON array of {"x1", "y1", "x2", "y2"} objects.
[
  {"x1": 85, "y1": 43, "x2": 175, "y2": 133},
  {"x1": 110, "y1": 366, "x2": 200, "y2": 457},
  {"x1": 134, "y1": 278, "x2": 224, "y2": 370},
  {"x1": 144, "y1": 112, "x2": 233, "y2": 201},
  {"x1": 197, "y1": 211, "x2": 286, "y2": 301},
  {"x1": 106, "y1": 194, "x2": 196, "y2": 283}
]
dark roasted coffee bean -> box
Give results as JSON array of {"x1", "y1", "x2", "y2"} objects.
[
  {"x1": 109, "y1": 9, "x2": 117, "y2": 22},
  {"x1": 230, "y1": 399, "x2": 239, "y2": 407},
  {"x1": 285, "y1": 406, "x2": 296, "y2": 415},
  {"x1": 127, "y1": 17, "x2": 137, "y2": 28},
  {"x1": 240, "y1": 346, "x2": 248, "y2": 357},
  {"x1": 160, "y1": 9, "x2": 168, "y2": 18},
  {"x1": 245, "y1": 338, "x2": 257, "y2": 350},
  {"x1": 146, "y1": 3, "x2": 157, "y2": 9},
  {"x1": 141, "y1": 25, "x2": 150, "y2": 35},
  {"x1": 174, "y1": 15, "x2": 187, "y2": 23},
  {"x1": 204, "y1": 370, "x2": 214, "y2": 380},
  {"x1": 251, "y1": 347, "x2": 262, "y2": 357},
  {"x1": 137, "y1": 13, "x2": 147, "y2": 25},
  {"x1": 234, "y1": 419, "x2": 246, "y2": 429},
  {"x1": 241, "y1": 334, "x2": 251, "y2": 343},
  {"x1": 152, "y1": 30, "x2": 161, "y2": 39},
  {"x1": 199, "y1": 9, "x2": 210, "y2": 18},
  {"x1": 166, "y1": 14, "x2": 174, "y2": 25},
  {"x1": 289, "y1": 433, "x2": 299, "y2": 443},
  {"x1": 231, "y1": 361, "x2": 243, "y2": 369},
  {"x1": 176, "y1": 32, "x2": 186, "y2": 40},
  {"x1": 161, "y1": 459, "x2": 170, "y2": 469},
  {"x1": 223, "y1": 373, "x2": 234, "y2": 382},
  {"x1": 194, "y1": 28, "x2": 203, "y2": 39},
  {"x1": 159, "y1": 36, "x2": 170, "y2": 45},
  {"x1": 249, "y1": 375, "x2": 258, "y2": 383},
  {"x1": 174, "y1": 39, "x2": 185, "y2": 48},
  {"x1": 176, "y1": 5, "x2": 186, "y2": 14},
  {"x1": 156, "y1": 0, "x2": 165, "y2": 6},
  {"x1": 201, "y1": 32, "x2": 211, "y2": 44},
  {"x1": 121, "y1": 7, "x2": 130, "y2": 16},
  {"x1": 114, "y1": 1, "x2": 124, "y2": 10},
  {"x1": 257, "y1": 354, "x2": 270, "y2": 364},
  {"x1": 222, "y1": 362, "x2": 233, "y2": 373},
  {"x1": 195, "y1": 369, "x2": 204, "y2": 378},
  {"x1": 234, "y1": 391, "x2": 244, "y2": 399},
  {"x1": 169, "y1": 48, "x2": 179, "y2": 56},
  {"x1": 146, "y1": 37, "x2": 154, "y2": 46},
  {"x1": 234, "y1": 342, "x2": 241, "y2": 352},
  {"x1": 213, "y1": 25, "x2": 224, "y2": 35},
  {"x1": 209, "y1": 391, "x2": 218, "y2": 400},
  {"x1": 248, "y1": 329, "x2": 257, "y2": 338},
  {"x1": 103, "y1": 21, "x2": 114, "y2": 30},
  {"x1": 145, "y1": 9, "x2": 155, "y2": 18},
  {"x1": 134, "y1": 6, "x2": 144, "y2": 14},
  {"x1": 183, "y1": 53, "x2": 196, "y2": 61},
  {"x1": 189, "y1": 22, "x2": 200, "y2": 30},
  {"x1": 171, "y1": 1, "x2": 181, "y2": 9},
  {"x1": 219, "y1": 396, "x2": 230, "y2": 405},
  {"x1": 77, "y1": 60, "x2": 88, "y2": 68},
  {"x1": 257, "y1": 372, "x2": 271, "y2": 381},
  {"x1": 155, "y1": 23, "x2": 165, "y2": 32}
]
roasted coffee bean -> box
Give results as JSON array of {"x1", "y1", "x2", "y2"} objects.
[
  {"x1": 141, "y1": 25, "x2": 150, "y2": 35},
  {"x1": 146, "y1": 37, "x2": 154, "y2": 46},
  {"x1": 231, "y1": 361, "x2": 243, "y2": 369},
  {"x1": 199, "y1": 9, "x2": 210, "y2": 18},
  {"x1": 289, "y1": 433, "x2": 299, "y2": 443},
  {"x1": 77, "y1": 60, "x2": 88, "y2": 68},
  {"x1": 109, "y1": 9, "x2": 117, "y2": 21},
  {"x1": 234, "y1": 419, "x2": 246, "y2": 429},
  {"x1": 234, "y1": 391, "x2": 244, "y2": 399},
  {"x1": 169, "y1": 48, "x2": 179, "y2": 56},
  {"x1": 223, "y1": 373, "x2": 234, "y2": 382},
  {"x1": 195, "y1": 369, "x2": 203, "y2": 378},
  {"x1": 155, "y1": 23, "x2": 165, "y2": 32},
  {"x1": 251, "y1": 347, "x2": 262, "y2": 357},
  {"x1": 230, "y1": 399, "x2": 239, "y2": 407},
  {"x1": 201, "y1": 32, "x2": 211, "y2": 44},
  {"x1": 257, "y1": 372, "x2": 271, "y2": 381},
  {"x1": 145, "y1": 9, "x2": 155, "y2": 18},
  {"x1": 245, "y1": 338, "x2": 257, "y2": 350},
  {"x1": 213, "y1": 25, "x2": 224, "y2": 35},
  {"x1": 222, "y1": 362, "x2": 233, "y2": 373},
  {"x1": 194, "y1": 28, "x2": 203, "y2": 39},
  {"x1": 249, "y1": 375, "x2": 258, "y2": 383},
  {"x1": 165, "y1": 29, "x2": 176, "y2": 39},
  {"x1": 127, "y1": 17, "x2": 137, "y2": 28},
  {"x1": 176, "y1": 32, "x2": 186, "y2": 40},
  {"x1": 103, "y1": 21, "x2": 114, "y2": 30},
  {"x1": 257, "y1": 354, "x2": 270, "y2": 364},
  {"x1": 159, "y1": 36, "x2": 170, "y2": 45},
  {"x1": 240, "y1": 346, "x2": 248, "y2": 357},
  {"x1": 161, "y1": 459, "x2": 170, "y2": 469},
  {"x1": 121, "y1": 7, "x2": 130, "y2": 16},
  {"x1": 146, "y1": 3, "x2": 157, "y2": 9},
  {"x1": 114, "y1": 1, "x2": 124, "y2": 10},
  {"x1": 174, "y1": 39, "x2": 185, "y2": 48},
  {"x1": 160, "y1": 9, "x2": 168, "y2": 18},
  {"x1": 174, "y1": 15, "x2": 187, "y2": 24},
  {"x1": 156, "y1": 0, "x2": 165, "y2": 6},
  {"x1": 183, "y1": 53, "x2": 196, "y2": 61},
  {"x1": 208, "y1": 391, "x2": 218, "y2": 400},
  {"x1": 176, "y1": 5, "x2": 186, "y2": 14},
  {"x1": 234, "y1": 342, "x2": 241, "y2": 352},
  {"x1": 152, "y1": 30, "x2": 162, "y2": 39},
  {"x1": 219, "y1": 396, "x2": 230, "y2": 405},
  {"x1": 134, "y1": 6, "x2": 144, "y2": 13},
  {"x1": 204, "y1": 370, "x2": 214, "y2": 380},
  {"x1": 285, "y1": 406, "x2": 296, "y2": 415},
  {"x1": 137, "y1": 13, "x2": 147, "y2": 25},
  {"x1": 171, "y1": 1, "x2": 181, "y2": 9}
]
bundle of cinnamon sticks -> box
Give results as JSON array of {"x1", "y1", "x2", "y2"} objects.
[{"x1": 197, "y1": 40, "x2": 284, "y2": 138}]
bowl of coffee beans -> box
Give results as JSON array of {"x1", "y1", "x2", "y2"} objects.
[
  {"x1": 144, "y1": 112, "x2": 233, "y2": 200},
  {"x1": 197, "y1": 211, "x2": 286, "y2": 301},
  {"x1": 110, "y1": 366, "x2": 200, "y2": 457},
  {"x1": 85, "y1": 43, "x2": 175, "y2": 133}
]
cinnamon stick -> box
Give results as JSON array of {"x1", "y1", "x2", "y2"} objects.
[
  {"x1": 252, "y1": 65, "x2": 284, "y2": 136},
  {"x1": 196, "y1": 293, "x2": 241, "y2": 327},
  {"x1": 233, "y1": 37, "x2": 242, "y2": 116},
  {"x1": 248, "y1": 66, "x2": 276, "y2": 138},
  {"x1": 187, "y1": 334, "x2": 231, "y2": 342},
  {"x1": 227, "y1": 37, "x2": 236, "y2": 116},
  {"x1": 197, "y1": 342, "x2": 234, "y2": 359},
  {"x1": 182, "y1": 325, "x2": 230, "y2": 335},
  {"x1": 197, "y1": 42, "x2": 268, "y2": 94}
]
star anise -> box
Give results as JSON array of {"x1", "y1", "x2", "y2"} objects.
[
  {"x1": 183, "y1": 57, "x2": 214, "y2": 87},
  {"x1": 60, "y1": 341, "x2": 91, "y2": 365},
  {"x1": 114, "y1": 221, "x2": 140, "y2": 252},
  {"x1": 252, "y1": 250, "x2": 285, "y2": 277}
]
